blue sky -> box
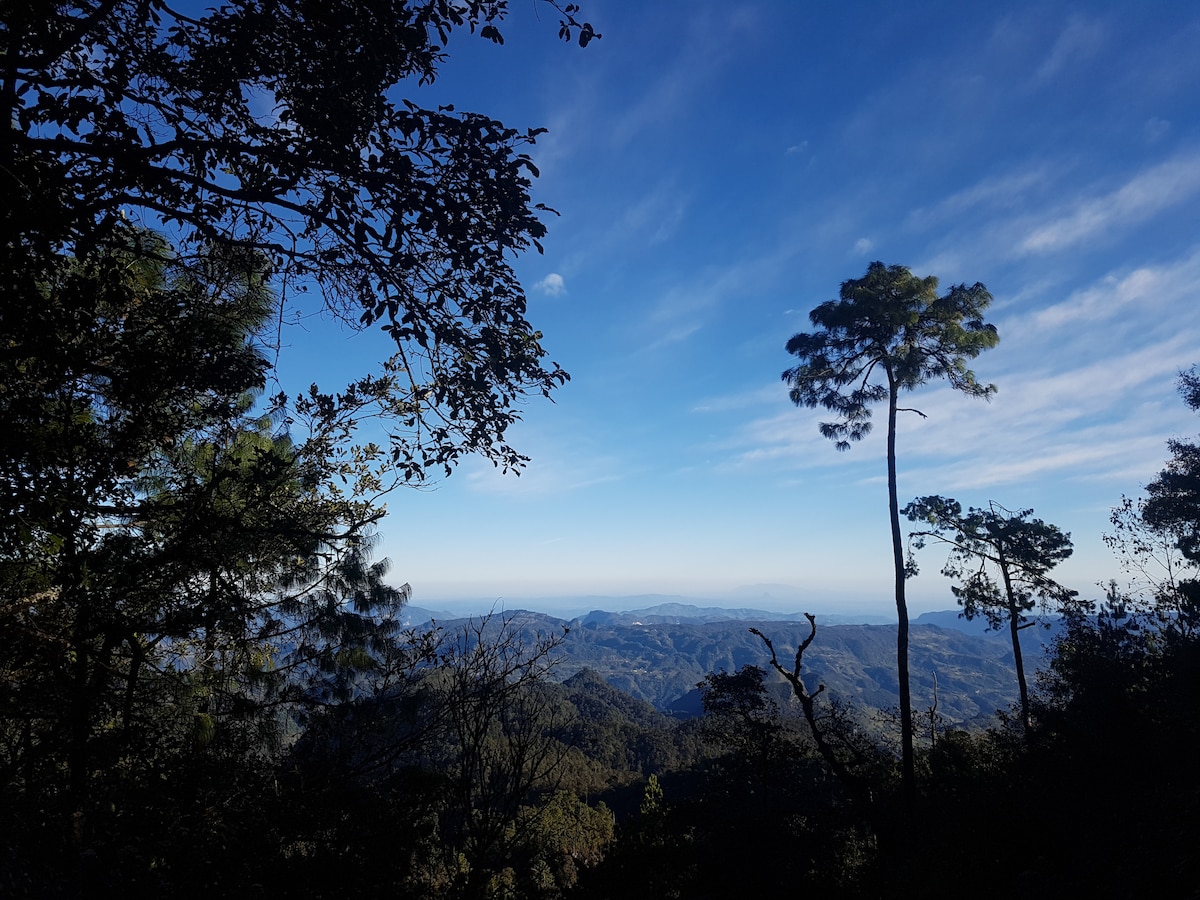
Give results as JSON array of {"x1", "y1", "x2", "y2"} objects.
[{"x1": 279, "y1": 2, "x2": 1200, "y2": 617}]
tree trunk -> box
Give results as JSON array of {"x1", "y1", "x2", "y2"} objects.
[
  {"x1": 887, "y1": 375, "x2": 915, "y2": 811},
  {"x1": 998, "y1": 547, "x2": 1032, "y2": 740}
]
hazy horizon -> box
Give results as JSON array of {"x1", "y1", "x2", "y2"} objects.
[{"x1": 399, "y1": 583, "x2": 970, "y2": 623}]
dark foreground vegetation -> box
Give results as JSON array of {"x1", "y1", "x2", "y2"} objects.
[
  {"x1": 4, "y1": 563, "x2": 1200, "y2": 898},
  {"x1": 4, "y1": 2, "x2": 1199, "y2": 897},
  {"x1": 5, "y1": 359, "x2": 1200, "y2": 899}
]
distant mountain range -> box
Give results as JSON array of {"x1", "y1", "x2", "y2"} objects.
[
  {"x1": 402, "y1": 602, "x2": 1060, "y2": 727},
  {"x1": 401, "y1": 591, "x2": 895, "y2": 625},
  {"x1": 402, "y1": 599, "x2": 895, "y2": 628}
]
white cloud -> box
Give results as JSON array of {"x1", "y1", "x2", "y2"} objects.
[
  {"x1": 786, "y1": 142, "x2": 809, "y2": 155},
  {"x1": 891, "y1": 333, "x2": 1197, "y2": 492},
  {"x1": 1018, "y1": 153, "x2": 1200, "y2": 255},
  {"x1": 1028, "y1": 249, "x2": 1200, "y2": 330},
  {"x1": 534, "y1": 273, "x2": 566, "y2": 296},
  {"x1": 908, "y1": 430, "x2": 1169, "y2": 493},
  {"x1": 853, "y1": 237, "x2": 873, "y2": 256}
]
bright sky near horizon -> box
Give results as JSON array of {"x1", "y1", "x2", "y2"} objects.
[{"x1": 278, "y1": 1, "x2": 1200, "y2": 617}]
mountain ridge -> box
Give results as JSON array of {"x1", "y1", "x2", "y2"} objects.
[{"x1": 399, "y1": 603, "x2": 1057, "y2": 726}]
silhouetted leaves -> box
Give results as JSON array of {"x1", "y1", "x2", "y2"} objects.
[{"x1": 4, "y1": 0, "x2": 597, "y2": 480}]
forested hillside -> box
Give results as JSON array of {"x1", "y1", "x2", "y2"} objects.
[{"x1": 417, "y1": 609, "x2": 1050, "y2": 724}]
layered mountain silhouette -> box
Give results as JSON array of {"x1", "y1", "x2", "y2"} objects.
[{"x1": 404, "y1": 602, "x2": 1058, "y2": 726}]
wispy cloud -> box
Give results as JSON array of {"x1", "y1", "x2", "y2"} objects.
[
  {"x1": 526, "y1": 108, "x2": 581, "y2": 186},
  {"x1": 545, "y1": 179, "x2": 691, "y2": 282},
  {"x1": 1035, "y1": 15, "x2": 1107, "y2": 83},
  {"x1": 634, "y1": 240, "x2": 799, "y2": 351},
  {"x1": 607, "y1": 7, "x2": 757, "y2": 149},
  {"x1": 907, "y1": 166, "x2": 1052, "y2": 232},
  {"x1": 1018, "y1": 153, "x2": 1200, "y2": 255},
  {"x1": 619, "y1": 184, "x2": 689, "y2": 246},
  {"x1": 723, "y1": 358, "x2": 1187, "y2": 494},
  {"x1": 721, "y1": 407, "x2": 876, "y2": 470},
  {"x1": 893, "y1": 345, "x2": 1192, "y2": 492},
  {"x1": 692, "y1": 383, "x2": 787, "y2": 414},
  {"x1": 462, "y1": 443, "x2": 622, "y2": 498},
  {"x1": 906, "y1": 429, "x2": 1170, "y2": 494},
  {"x1": 901, "y1": 154, "x2": 1200, "y2": 288},
  {"x1": 1026, "y1": 247, "x2": 1200, "y2": 330}
]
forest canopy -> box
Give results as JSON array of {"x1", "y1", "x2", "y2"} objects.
[{"x1": 3, "y1": 0, "x2": 597, "y2": 476}]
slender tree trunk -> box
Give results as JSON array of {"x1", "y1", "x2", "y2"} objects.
[
  {"x1": 63, "y1": 502, "x2": 92, "y2": 844},
  {"x1": 68, "y1": 605, "x2": 91, "y2": 826},
  {"x1": 886, "y1": 376, "x2": 915, "y2": 811},
  {"x1": 122, "y1": 636, "x2": 145, "y2": 734},
  {"x1": 998, "y1": 548, "x2": 1031, "y2": 740}
]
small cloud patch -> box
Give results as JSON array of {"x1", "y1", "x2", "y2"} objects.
[
  {"x1": 853, "y1": 237, "x2": 873, "y2": 255},
  {"x1": 534, "y1": 273, "x2": 566, "y2": 296}
]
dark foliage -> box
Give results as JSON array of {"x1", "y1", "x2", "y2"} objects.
[
  {"x1": 905, "y1": 496, "x2": 1077, "y2": 735},
  {"x1": 3, "y1": 0, "x2": 597, "y2": 478},
  {"x1": 1, "y1": 3, "x2": 604, "y2": 896}
]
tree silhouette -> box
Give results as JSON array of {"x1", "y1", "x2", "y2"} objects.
[
  {"x1": 1140, "y1": 366, "x2": 1200, "y2": 635},
  {"x1": 4, "y1": 1, "x2": 598, "y2": 479},
  {"x1": 782, "y1": 261, "x2": 998, "y2": 806},
  {"x1": 0, "y1": 233, "x2": 406, "y2": 856},
  {"x1": 904, "y1": 497, "x2": 1076, "y2": 737}
]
